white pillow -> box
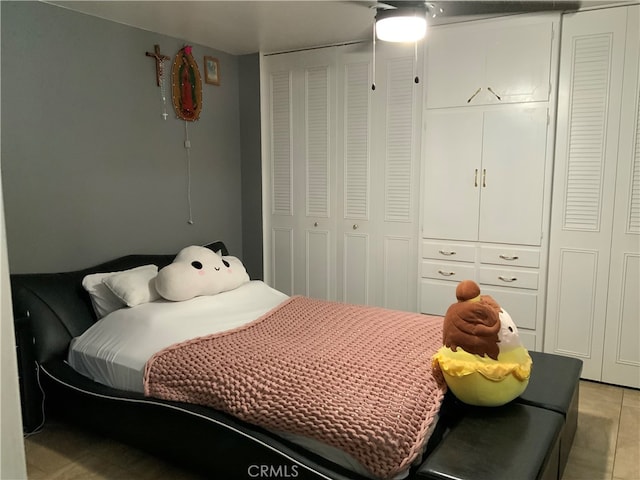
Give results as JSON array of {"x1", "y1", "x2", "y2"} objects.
[
  {"x1": 102, "y1": 265, "x2": 160, "y2": 308},
  {"x1": 82, "y1": 265, "x2": 158, "y2": 318}
]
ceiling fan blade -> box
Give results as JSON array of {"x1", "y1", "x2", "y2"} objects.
[
  {"x1": 428, "y1": 1, "x2": 581, "y2": 16},
  {"x1": 367, "y1": 1, "x2": 582, "y2": 16}
]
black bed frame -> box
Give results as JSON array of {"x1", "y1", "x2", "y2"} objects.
[{"x1": 11, "y1": 242, "x2": 583, "y2": 480}]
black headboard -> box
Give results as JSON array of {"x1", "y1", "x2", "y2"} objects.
[{"x1": 10, "y1": 241, "x2": 228, "y2": 364}]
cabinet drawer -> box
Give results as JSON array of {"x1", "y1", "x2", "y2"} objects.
[
  {"x1": 420, "y1": 279, "x2": 456, "y2": 316},
  {"x1": 518, "y1": 329, "x2": 537, "y2": 351},
  {"x1": 422, "y1": 240, "x2": 476, "y2": 263},
  {"x1": 478, "y1": 266, "x2": 538, "y2": 290},
  {"x1": 479, "y1": 245, "x2": 540, "y2": 268},
  {"x1": 421, "y1": 260, "x2": 476, "y2": 282},
  {"x1": 481, "y1": 286, "x2": 537, "y2": 330}
]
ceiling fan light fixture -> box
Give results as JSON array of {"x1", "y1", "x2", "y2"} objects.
[{"x1": 375, "y1": 7, "x2": 427, "y2": 43}]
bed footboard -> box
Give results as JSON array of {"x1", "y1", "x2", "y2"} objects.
[
  {"x1": 416, "y1": 401, "x2": 563, "y2": 480},
  {"x1": 38, "y1": 360, "x2": 370, "y2": 480}
]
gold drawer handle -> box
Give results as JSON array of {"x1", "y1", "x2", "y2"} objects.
[
  {"x1": 438, "y1": 270, "x2": 456, "y2": 277},
  {"x1": 438, "y1": 250, "x2": 456, "y2": 256},
  {"x1": 499, "y1": 254, "x2": 519, "y2": 261},
  {"x1": 498, "y1": 275, "x2": 517, "y2": 283}
]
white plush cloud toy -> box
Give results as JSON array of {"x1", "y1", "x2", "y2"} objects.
[{"x1": 156, "y1": 245, "x2": 250, "y2": 301}]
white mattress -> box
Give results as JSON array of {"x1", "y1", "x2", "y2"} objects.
[{"x1": 68, "y1": 280, "x2": 289, "y2": 393}]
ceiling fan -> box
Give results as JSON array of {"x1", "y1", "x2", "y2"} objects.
[
  {"x1": 359, "y1": 0, "x2": 581, "y2": 88},
  {"x1": 369, "y1": 1, "x2": 582, "y2": 42}
]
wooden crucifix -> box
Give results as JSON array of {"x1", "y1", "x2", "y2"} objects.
[{"x1": 145, "y1": 44, "x2": 170, "y2": 86}]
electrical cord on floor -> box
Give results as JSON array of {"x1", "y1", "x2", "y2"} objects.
[{"x1": 22, "y1": 361, "x2": 46, "y2": 438}]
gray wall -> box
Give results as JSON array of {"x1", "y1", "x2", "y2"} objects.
[
  {"x1": 239, "y1": 54, "x2": 263, "y2": 280},
  {"x1": 1, "y1": 1, "x2": 255, "y2": 273}
]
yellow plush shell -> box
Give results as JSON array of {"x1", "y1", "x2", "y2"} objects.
[
  {"x1": 432, "y1": 346, "x2": 532, "y2": 406},
  {"x1": 433, "y1": 346, "x2": 532, "y2": 381}
]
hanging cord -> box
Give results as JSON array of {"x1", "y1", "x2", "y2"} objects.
[
  {"x1": 414, "y1": 40, "x2": 420, "y2": 84},
  {"x1": 184, "y1": 121, "x2": 195, "y2": 225},
  {"x1": 371, "y1": 21, "x2": 376, "y2": 91},
  {"x1": 23, "y1": 362, "x2": 46, "y2": 438}
]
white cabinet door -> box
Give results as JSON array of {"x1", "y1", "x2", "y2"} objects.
[
  {"x1": 426, "y1": 15, "x2": 555, "y2": 108},
  {"x1": 484, "y1": 20, "x2": 554, "y2": 104},
  {"x1": 425, "y1": 24, "x2": 485, "y2": 108},
  {"x1": 479, "y1": 106, "x2": 548, "y2": 246},
  {"x1": 422, "y1": 109, "x2": 483, "y2": 241},
  {"x1": 422, "y1": 106, "x2": 548, "y2": 245}
]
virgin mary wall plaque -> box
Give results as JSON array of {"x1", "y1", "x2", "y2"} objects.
[{"x1": 172, "y1": 46, "x2": 202, "y2": 121}]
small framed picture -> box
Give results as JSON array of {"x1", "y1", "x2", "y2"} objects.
[{"x1": 204, "y1": 56, "x2": 220, "y2": 86}]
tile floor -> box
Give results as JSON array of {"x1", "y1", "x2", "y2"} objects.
[
  {"x1": 563, "y1": 381, "x2": 639, "y2": 480},
  {"x1": 22, "y1": 380, "x2": 640, "y2": 479}
]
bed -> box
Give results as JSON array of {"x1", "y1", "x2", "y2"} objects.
[{"x1": 11, "y1": 241, "x2": 583, "y2": 480}]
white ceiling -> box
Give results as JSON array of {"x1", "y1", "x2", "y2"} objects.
[
  {"x1": 48, "y1": 1, "x2": 379, "y2": 55},
  {"x1": 47, "y1": 1, "x2": 622, "y2": 56}
]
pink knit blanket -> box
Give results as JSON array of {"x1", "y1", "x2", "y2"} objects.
[{"x1": 144, "y1": 296, "x2": 446, "y2": 479}]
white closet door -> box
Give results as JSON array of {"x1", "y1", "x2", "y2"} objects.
[
  {"x1": 602, "y1": 5, "x2": 640, "y2": 388},
  {"x1": 422, "y1": 110, "x2": 483, "y2": 241},
  {"x1": 269, "y1": 69, "x2": 295, "y2": 295},
  {"x1": 544, "y1": 7, "x2": 628, "y2": 380},
  {"x1": 479, "y1": 106, "x2": 548, "y2": 246},
  {"x1": 379, "y1": 53, "x2": 421, "y2": 311},
  {"x1": 303, "y1": 64, "x2": 333, "y2": 299},
  {"x1": 265, "y1": 49, "x2": 336, "y2": 298},
  {"x1": 338, "y1": 52, "x2": 373, "y2": 305},
  {"x1": 337, "y1": 43, "x2": 421, "y2": 310}
]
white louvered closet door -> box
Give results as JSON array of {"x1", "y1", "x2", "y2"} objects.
[
  {"x1": 378, "y1": 49, "x2": 422, "y2": 312},
  {"x1": 545, "y1": 6, "x2": 639, "y2": 387},
  {"x1": 602, "y1": 5, "x2": 639, "y2": 388},
  {"x1": 337, "y1": 48, "x2": 372, "y2": 306},
  {"x1": 337, "y1": 43, "x2": 422, "y2": 310},
  {"x1": 264, "y1": 48, "x2": 337, "y2": 299}
]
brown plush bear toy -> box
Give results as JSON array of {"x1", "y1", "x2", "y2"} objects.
[
  {"x1": 433, "y1": 280, "x2": 532, "y2": 406},
  {"x1": 442, "y1": 280, "x2": 502, "y2": 360}
]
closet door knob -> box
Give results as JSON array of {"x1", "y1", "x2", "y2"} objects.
[
  {"x1": 474, "y1": 169, "x2": 478, "y2": 187},
  {"x1": 482, "y1": 169, "x2": 487, "y2": 188},
  {"x1": 352, "y1": 224, "x2": 359, "y2": 230},
  {"x1": 314, "y1": 222, "x2": 318, "y2": 227}
]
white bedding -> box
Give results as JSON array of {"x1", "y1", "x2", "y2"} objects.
[{"x1": 68, "y1": 280, "x2": 289, "y2": 393}]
